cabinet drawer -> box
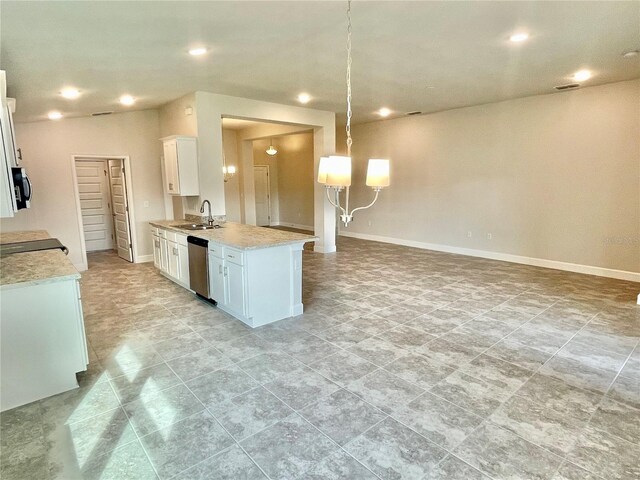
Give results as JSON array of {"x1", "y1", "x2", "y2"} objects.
[
  {"x1": 208, "y1": 242, "x2": 224, "y2": 259},
  {"x1": 225, "y1": 247, "x2": 244, "y2": 265},
  {"x1": 150, "y1": 226, "x2": 159, "y2": 236},
  {"x1": 176, "y1": 234, "x2": 188, "y2": 246},
  {"x1": 166, "y1": 231, "x2": 178, "y2": 243}
]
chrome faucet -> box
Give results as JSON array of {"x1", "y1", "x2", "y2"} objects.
[{"x1": 200, "y1": 199, "x2": 214, "y2": 225}]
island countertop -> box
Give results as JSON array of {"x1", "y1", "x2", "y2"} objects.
[
  {"x1": 150, "y1": 220, "x2": 317, "y2": 250},
  {"x1": 0, "y1": 230, "x2": 80, "y2": 289}
]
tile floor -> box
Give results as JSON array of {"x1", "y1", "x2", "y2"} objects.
[{"x1": 1, "y1": 236, "x2": 639, "y2": 480}]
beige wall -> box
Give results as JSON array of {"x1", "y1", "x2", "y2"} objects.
[
  {"x1": 0, "y1": 110, "x2": 165, "y2": 269},
  {"x1": 222, "y1": 128, "x2": 242, "y2": 222},
  {"x1": 342, "y1": 79, "x2": 640, "y2": 274},
  {"x1": 274, "y1": 132, "x2": 314, "y2": 228}
]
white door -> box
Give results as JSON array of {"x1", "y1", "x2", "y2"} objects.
[
  {"x1": 254, "y1": 165, "x2": 271, "y2": 226},
  {"x1": 108, "y1": 159, "x2": 133, "y2": 262},
  {"x1": 75, "y1": 161, "x2": 114, "y2": 251}
]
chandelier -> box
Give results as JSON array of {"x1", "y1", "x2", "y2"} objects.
[{"x1": 317, "y1": 0, "x2": 390, "y2": 227}]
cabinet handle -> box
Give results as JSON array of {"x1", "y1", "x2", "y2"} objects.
[
  {"x1": 168, "y1": 182, "x2": 173, "y2": 190},
  {"x1": 219, "y1": 265, "x2": 223, "y2": 274},
  {"x1": 173, "y1": 247, "x2": 179, "y2": 256},
  {"x1": 228, "y1": 255, "x2": 235, "y2": 259},
  {"x1": 154, "y1": 240, "x2": 160, "y2": 247},
  {"x1": 224, "y1": 266, "x2": 228, "y2": 277}
]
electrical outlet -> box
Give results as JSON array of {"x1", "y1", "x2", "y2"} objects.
[
  {"x1": 467, "y1": 231, "x2": 472, "y2": 238},
  {"x1": 487, "y1": 233, "x2": 492, "y2": 240}
]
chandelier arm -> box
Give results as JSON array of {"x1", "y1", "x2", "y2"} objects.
[
  {"x1": 348, "y1": 189, "x2": 381, "y2": 216},
  {"x1": 325, "y1": 187, "x2": 347, "y2": 216}
]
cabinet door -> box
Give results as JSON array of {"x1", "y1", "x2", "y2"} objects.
[
  {"x1": 178, "y1": 243, "x2": 189, "y2": 285},
  {"x1": 160, "y1": 237, "x2": 169, "y2": 273},
  {"x1": 162, "y1": 140, "x2": 179, "y2": 194},
  {"x1": 152, "y1": 235, "x2": 161, "y2": 268},
  {"x1": 208, "y1": 255, "x2": 226, "y2": 304},
  {"x1": 226, "y1": 261, "x2": 245, "y2": 315},
  {"x1": 168, "y1": 241, "x2": 180, "y2": 279}
]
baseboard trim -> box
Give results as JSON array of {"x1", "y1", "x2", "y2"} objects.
[
  {"x1": 338, "y1": 231, "x2": 640, "y2": 282},
  {"x1": 314, "y1": 244, "x2": 337, "y2": 254},
  {"x1": 135, "y1": 254, "x2": 154, "y2": 263},
  {"x1": 272, "y1": 222, "x2": 314, "y2": 232}
]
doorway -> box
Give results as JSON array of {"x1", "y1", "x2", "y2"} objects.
[
  {"x1": 253, "y1": 165, "x2": 271, "y2": 226},
  {"x1": 75, "y1": 160, "x2": 114, "y2": 251},
  {"x1": 72, "y1": 156, "x2": 136, "y2": 266}
]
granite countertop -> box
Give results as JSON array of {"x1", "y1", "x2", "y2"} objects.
[
  {"x1": 150, "y1": 220, "x2": 317, "y2": 250},
  {"x1": 0, "y1": 230, "x2": 80, "y2": 289}
]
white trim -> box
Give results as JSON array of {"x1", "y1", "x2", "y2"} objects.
[
  {"x1": 135, "y1": 254, "x2": 154, "y2": 264},
  {"x1": 273, "y1": 222, "x2": 314, "y2": 232},
  {"x1": 339, "y1": 231, "x2": 640, "y2": 282},
  {"x1": 314, "y1": 244, "x2": 337, "y2": 254}
]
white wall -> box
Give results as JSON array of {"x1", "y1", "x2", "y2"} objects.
[
  {"x1": 222, "y1": 128, "x2": 242, "y2": 223},
  {"x1": 0, "y1": 110, "x2": 165, "y2": 269},
  {"x1": 341, "y1": 80, "x2": 640, "y2": 278}
]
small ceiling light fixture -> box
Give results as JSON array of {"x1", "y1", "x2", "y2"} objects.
[
  {"x1": 573, "y1": 70, "x2": 592, "y2": 82},
  {"x1": 509, "y1": 32, "x2": 529, "y2": 42},
  {"x1": 622, "y1": 49, "x2": 639, "y2": 58},
  {"x1": 266, "y1": 139, "x2": 278, "y2": 156},
  {"x1": 60, "y1": 88, "x2": 80, "y2": 99},
  {"x1": 378, "y1": 107, "x2": 391, "y2": 117},
  {"x1": 297, "y1": 93, "x2": 311, "y2": 104},
  {"x1": 48, "y1": 111, "x2": 63, "y2": 120},
  {"x1": 188, "y1": 47, "x2": 208, "y2": 56},
  {"x1": 120, "y1": 95, "x2": 135, "y2": 106},
  {"x1": 317, "y1": 0, "x2": 390, "y2": 227}
]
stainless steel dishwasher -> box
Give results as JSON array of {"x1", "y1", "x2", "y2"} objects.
[{"x1": 187, "y1": 236, "x2": 210, "y2": 301}]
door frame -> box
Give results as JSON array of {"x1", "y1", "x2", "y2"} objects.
[
  {"x1": 71, "y1": 154, "x2": 138, "y2": 269},
  {"x1": 253, "y1": 164, "x2": 271, "y2": 226}
]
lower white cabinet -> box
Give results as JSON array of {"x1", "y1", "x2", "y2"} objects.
[
  {"x1": 208, "y1": 249, "x2": 246, "y2": 317},
  {"x1": 208, "y1": 254, "x2": 226, "y2": 305},
  {"x1": 1, "y1": 278, "x2": 88, "y2": 411},
  {"x1": 151, "y1": 227, "x2": 189, "y2": 288}
]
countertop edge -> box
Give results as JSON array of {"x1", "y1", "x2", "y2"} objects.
[
  {"x1": 0, "y1": 272, "x2": 81, "y2": 291},
  {"x1": 149, "y1": 221, "x2": 318, "y2": 250}
]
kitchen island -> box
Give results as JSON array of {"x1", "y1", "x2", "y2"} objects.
[
  {"x1": 0, "y1": 230, "x2": 88, "y2": 411},
  {"x1": 149, "y1": 220, "x2": 317, "y2": 327}
]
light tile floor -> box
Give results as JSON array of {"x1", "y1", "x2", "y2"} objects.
[{"x1": 1, "y1": 236, "x2": 639, "y2": 480}]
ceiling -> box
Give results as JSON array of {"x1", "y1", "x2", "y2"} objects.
[{"x1": 1, "y1": 1, "x2": 639, "y2": 124}]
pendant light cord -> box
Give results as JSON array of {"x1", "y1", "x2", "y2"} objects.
[{"x1": 345, "y1": 0, "x2": 353, "y2": 158}]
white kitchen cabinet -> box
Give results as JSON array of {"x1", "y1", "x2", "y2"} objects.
[
  {"x1": 160, "y1": 136, "x2": 199, "y2": 196},
  {"x1": 1, "y1": 277, "x2": 88, "y2": 410},
  {"x1": 152, "y1": 227, "x2": 190, "y2": 288},
  {"x1": 208, "y1": 253, "x2": 226, "y2": 305},
  {"x1": 226, "y1": 260, "x2": 246, "y2": 316},
  {"x1": 0, "y1": 71, "x2": 18, "y2": 218}
]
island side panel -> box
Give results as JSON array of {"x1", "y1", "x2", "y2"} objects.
[
  {"x1": 290, "y1": 243, "x2": 304, "y2": 317},
  {"x1": 245, "y1": 244, "x2": 295, "y2": 327}
]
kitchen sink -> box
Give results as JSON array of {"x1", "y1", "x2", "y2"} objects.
[{"x1": 176, "y1": 223, "x2": 222, "y2": 230}]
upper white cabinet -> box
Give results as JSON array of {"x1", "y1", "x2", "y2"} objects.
[{"x1": 161, "y1": 136, "x2": 199, "y2": 196}]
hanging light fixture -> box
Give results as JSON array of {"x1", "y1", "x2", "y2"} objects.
[
  {"x1": 222, "y1": 152, "x2": 236, "y2": 182},
  {"x1": 266, "y1": 138, "x2": 278, "y2": 156},
  {"x1": 317, "y1": 0, "x2": 390, "y2": 227}
]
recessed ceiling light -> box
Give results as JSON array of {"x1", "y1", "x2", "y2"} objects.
[
  {"x1": 573, "y1": 70, "x2": 592, "y2": 82},
  {"x1": 298, "y1": 93, "x2": 311, "y2": 104},
  {"x1": 188, "y1": 47, "x2": 208, "y2": 56},
  {"x1": 622, "y1": 49, "x2": 639, "y2": 58},
  {"x1": 120, "y1": 95, "x2": 135, "y2": 106},
  {"x1": 48, "y1": 111, "x2": 63, "y2": 120},
  {"x1": 378, "y1": 107, "x2": 391, "y2": 117},
  {"x1": 60, "y1": 88, "x2": 80, "y2": 99},
  {"x1": 509, "y1": 32, "x2": 529, "y2": 43}
]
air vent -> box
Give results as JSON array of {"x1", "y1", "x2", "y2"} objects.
[
  {"x1": 91, "y1": 111, "x2": 114, "y2": 116},
  {"x1": 406, "y1": 111, "x2": 422, "y2": 116},
  {"x1": 554, "y1": 83, "x2": 580, "y2": 91}
]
